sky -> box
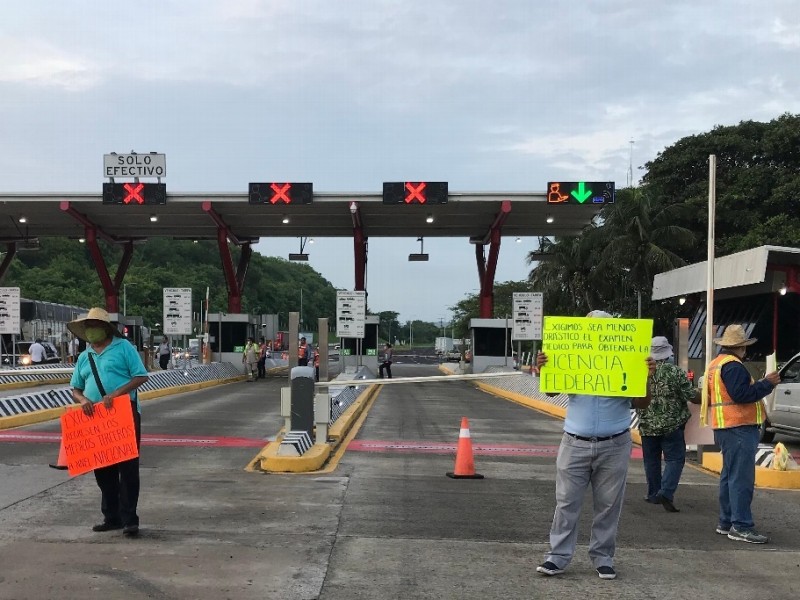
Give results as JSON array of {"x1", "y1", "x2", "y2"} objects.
[{"x1": 1, "y1": 1, "x2": 799, "y2": 324}]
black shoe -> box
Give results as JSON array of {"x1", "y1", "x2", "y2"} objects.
[
  {"x1": 122, "y1": 524, "x2": 139, "y2": 536},
  {"x1": 643, "y1": 496, "x2": 660, "y2": 504},
  {"x1": 659, "y1": 496, "x2": 680, "y2": 513},
  {"x1": 92, "y1": 521, "x2": 122, "y2": 532},
  {"x1": 536, "y1": 561, "x2": 564, "y2": 576},
  {"x1": 597, "y1": 566, "x2": 616, "y2": 580}
]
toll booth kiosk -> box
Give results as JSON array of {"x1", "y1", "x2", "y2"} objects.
[
  {"x1": 469, "y1": 318, "x2": 514, "y2": 373},
  {"x1": 339, "y1": 315, "x2": 380, "y2": 372},
  {"x1": 207, "y1": 312, "x2": 259, "y2": 364}
]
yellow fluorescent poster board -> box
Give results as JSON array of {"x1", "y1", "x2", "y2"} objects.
[{"x1": 539, "y1": 316, "x2": 653, "y2": 397}]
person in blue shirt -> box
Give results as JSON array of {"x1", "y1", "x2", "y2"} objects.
[
  {"x1": 536, "y1": 310, "x2": 656, "y2": 581},
  {"x1": 68, "y1": 307, "x2": 149, "y2": 537}
]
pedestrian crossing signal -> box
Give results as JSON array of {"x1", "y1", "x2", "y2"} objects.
[
  {"x1": 249, "y1": 183, "x2": 314, "y2": 204},
  {"x1": 383, "y1": 182, "x2": 448, "y2": 204},
  {"x1": 102, "y1": 183, "x2": 166, "y2": 205}
]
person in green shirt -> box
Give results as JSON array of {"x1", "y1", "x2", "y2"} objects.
[{"x1": 637, "y1": 336, "x2": 700, "y2": 512}]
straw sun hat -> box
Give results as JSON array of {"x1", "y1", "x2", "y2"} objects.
[
  {"x1": 67, "y1": 307, "x2": 124, "y2": 342},
  {"x1": 713, "y1": 324, "x2": 757, "y2": 348}
]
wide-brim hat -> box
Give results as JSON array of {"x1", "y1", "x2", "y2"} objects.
[
  {"x1": 714, "y1": 324, "x2": 757, "y2": 348},
  {"x1": 651, "y1": 336, "x2": 674, "y2": 360},
  {"x1": 67, "y1": 307, "x2": 124, "y2": 342}
]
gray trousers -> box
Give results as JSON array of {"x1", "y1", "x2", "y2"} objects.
[{"x1": 545, "y1": 431, "x2": 631, "y2": 569}]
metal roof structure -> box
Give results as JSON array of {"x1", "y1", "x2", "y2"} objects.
[
  {"x1": 0, "y1": 191, "x2": 601, "y2": 244},
  {"x1": 652, "y1": 245, "x2": 800, "y2": 301}
]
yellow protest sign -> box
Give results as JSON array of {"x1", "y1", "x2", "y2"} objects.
[{"x1": 539, "y1": 316, "x2": 653, "y2": 397}]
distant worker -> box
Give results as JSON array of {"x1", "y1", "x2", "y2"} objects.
[
  {"x1": 637, "y1": 336, "x2": 700, "y2": 513},
  {"x1": 703, "y1": 324, "x2": 780, "y2": 544},
  {"x1": 242, "y1": 337, "x2": 258, "y2": 382},
  {"x1": 313, "y1": 345, "x2": 320, "y2": 382},
  {"x1": 379, "y1": 343, "x2": 393, "y2": 379},
  {"x1": 157, "y1": 337, "x2": 172, "y2": 370},
  {"x1": 257, "y1": 337, "x2": 268, "y2": 380},
  {"x1": 298, "y1": 336, "x2": 310, "y2": 366},
  {"x1": 69, "y1": 336, "x2": 81, "y2": 364},
  {"x1": 29, "y1": 339, "x2": 46, "y2": 365}
]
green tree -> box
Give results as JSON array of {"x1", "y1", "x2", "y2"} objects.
[{"x1": 449, "y1": 280, "x2": 534, "y2": 338}]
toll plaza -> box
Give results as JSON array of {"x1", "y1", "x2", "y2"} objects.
[{"x1": 2, "y1": 357, "x2": 800, "y2": 599}]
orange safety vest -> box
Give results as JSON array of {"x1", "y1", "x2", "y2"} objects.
[
  {"x1": 313, "y1": 349, "x2": 320, "y2": 367},
  {"x1": 706, "y1": 354, "x2": 765, "y2": 429},
  {"x1": 298, "y1": 343, "x2": 307, "y2": 359}
]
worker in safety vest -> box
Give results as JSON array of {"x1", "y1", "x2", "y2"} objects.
[
  {"x1": 313, "y1": 346, "x2": 320, "y2": 382},
  {"x1": 701, "y1": 324, "x2": 780, "y2": 544},
  {"x1": 298, "y1": 337, "x2": 310, "y2": 366}
]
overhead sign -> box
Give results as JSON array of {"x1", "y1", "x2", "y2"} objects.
[
  {"x1": 163, "y1": 288, "x2": 193, "y2": 336},
  {"x1": 104, "y1": 153, "x2": 166, "y2": 178},
  {"x1": 249, "y1": 183, "x2": 313, "y2": 204},
  {"x1": 546, "y1": 181, "x2": 615, "y2": 204},
  {"x1": 102, "y1": 182, "x2": 166, "y2": 205},
  {"x1": 512, "y1": 292, "x2": 543, "y2": 341},
  {"x1": 0, "y1": 287, "x2": 20, "y2": 335},
  {"x1": 383, "y1": 182, "x2": 448, "y2": 204},
  {"x1": 59, "y1": 395, "x2": 139, "y2": 477},
  {"x1": 539, "y1": 316, "x2": 653, "y2": 397},
  {"x1": 336, "y1": 291, "x2": 366, "y2": 338}
]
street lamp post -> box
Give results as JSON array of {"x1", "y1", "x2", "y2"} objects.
[{"x1": 123, "y1": 282, "x2": 137, "y2": 317}]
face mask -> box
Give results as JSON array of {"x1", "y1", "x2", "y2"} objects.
[{"x1": 85, "y1": 327, "x2": 108, "y2": 344}]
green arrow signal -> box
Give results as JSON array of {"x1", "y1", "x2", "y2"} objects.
[{"x1": 570, "y1": 181, "x2": 592, "y2": 203}]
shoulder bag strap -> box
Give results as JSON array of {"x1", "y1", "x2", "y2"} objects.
[{"x1": 87, "y1": 353, "x2": 108, "y2": 397}]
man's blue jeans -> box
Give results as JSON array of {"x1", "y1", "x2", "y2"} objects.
[
  {"x1": 641, "y1": 426, "x2": 686, "y2": 502},
  {"x1": 713, "y1": 425, "x2": 759, "y2": 531}
]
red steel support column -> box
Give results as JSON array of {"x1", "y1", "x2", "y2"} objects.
[
  {"x1": 85, "y1": 226, "x2": 118, "y2": 313},
  {"x1": 476, "y1": 200, "x2": 511, "y2": 318},
  {"x1": 204, "y1": 201, "x2": 248, "y2": 313},
  {"x1": 0, "y1": 243, "x2": 17, "y2": 283}
]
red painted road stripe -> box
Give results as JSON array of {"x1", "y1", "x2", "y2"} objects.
[
  {"x1": 347, "y1": 439, "x2": 645, "y2": 459},
  {"x1": 0, "y1": 431, "x2": 265, "y2": 448}
]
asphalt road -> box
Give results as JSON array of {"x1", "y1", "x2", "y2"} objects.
[{"x1": 2, "y1": 363, "x2": 800, "y2": 599}]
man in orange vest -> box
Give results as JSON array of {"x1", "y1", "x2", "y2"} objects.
[
  {"x1": 704, "y1": 324, "x2": 780, "y2": 544},
  {"x1": 313, "y1": 346, "x2": 320, "y2": 382},
  {"x1": 298, "y1": 337, "x2": 310, "y2": 366}
]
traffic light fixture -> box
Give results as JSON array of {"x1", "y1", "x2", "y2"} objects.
[
  {"x1": 546, "y1": 181, "x2": 615, "y2": 205},
  {"x1": 102, "y1": 183, "x2": 167, "y2": 205},
  {"x1": 383, "y1": 182, "x2": 448, "y2": 204},
  {"x1": 249, "y1": 183, "x2": 314, "y2": 204}
]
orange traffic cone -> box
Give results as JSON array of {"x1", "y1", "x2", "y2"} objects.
[
  {"x1": 446, "y1": 417, "x2": 484, "y2": 479},
  {"x1": 48, "y1": 438, "x2": 68, "y2": 470}
]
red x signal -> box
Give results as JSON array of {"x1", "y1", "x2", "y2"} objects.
[
  {"x1": 123, "y1": 183, "x2": 145, "y2": 204},
  {"x1": 405, "y1": 182, "x2": 427, "y2": 204},
  {"x1": 270, "y1": 183, "x2": 291, "y2": 204}
]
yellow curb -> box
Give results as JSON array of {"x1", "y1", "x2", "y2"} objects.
[
  {"x1": 252, "y1": 384, "x2": 381, "y2": 474},
  {"x1": 0, "y1": 375, "x2": 247, "y2": 430},
  {"x1": 701, "y1": 451, "x2": 800, "y2": 490},
  {"x1": 476, "y1": 381, "x2": 567, "y2": 420}
]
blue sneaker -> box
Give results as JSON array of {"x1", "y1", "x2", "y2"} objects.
[{"x1": 727, "y1": 527, "x2": 768, "y2": 544}]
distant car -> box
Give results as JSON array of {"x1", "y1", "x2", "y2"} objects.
[{"x1": 761, "y1": 352, "x2": 800, "y2": 442}]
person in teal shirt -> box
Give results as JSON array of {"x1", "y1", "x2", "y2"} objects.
[{"x1": 68, "y1": 307, "x2": 148, "y2": 537}]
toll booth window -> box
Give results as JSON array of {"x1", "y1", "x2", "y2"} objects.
[
  {"x1": 209, "y1": 322, "x2": 249, "y2": 352},
  {"x1": 473, "y1": 328, "x2": 512, "y2": 356}
]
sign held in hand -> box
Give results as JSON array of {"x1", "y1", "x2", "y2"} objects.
[
  {"x1": 539, "y1": 316, "x2": 653, "y2": 397},
  {"x1": 59, "y1": 395, "x2": 139, "y2": 476}
]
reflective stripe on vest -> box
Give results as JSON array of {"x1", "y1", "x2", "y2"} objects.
[{"x1": 706, "y1": 354, "x2": 764, "y2": 429}]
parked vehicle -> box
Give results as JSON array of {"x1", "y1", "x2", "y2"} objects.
[
  {"x1": 762, "y1": 352, "x2": 800, "y2": 441},
  {"x1": 3, "y1": 340, "x2": 61, "y2": 366}
]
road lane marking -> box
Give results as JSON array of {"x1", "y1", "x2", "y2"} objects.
[{"x1": 0, "y1": 430, "x2": 265, "y2": 448}]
